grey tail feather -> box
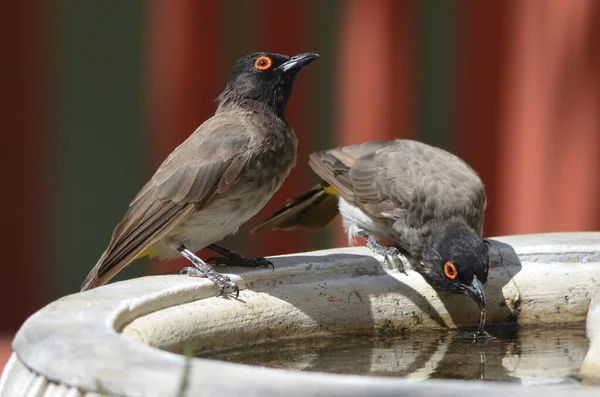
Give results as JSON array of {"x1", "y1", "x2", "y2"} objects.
[{"x1": 252, "y1": 183, "x2": 339, "y2": 233}]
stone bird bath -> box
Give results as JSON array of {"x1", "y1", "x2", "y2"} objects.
[{"x1": 1, "y1": 232, "x2": 600, "y2": 396}]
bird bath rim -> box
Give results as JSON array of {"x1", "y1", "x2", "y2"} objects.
[{"x1": 2, "y1": 232, "x2": 600, "y2": 396}]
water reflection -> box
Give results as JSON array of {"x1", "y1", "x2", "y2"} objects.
[{"x1": 201, "y1": 324, "x2": 586, "y2": 384}]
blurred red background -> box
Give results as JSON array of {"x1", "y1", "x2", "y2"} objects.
[{"x1": 1, "y1": 0, "x2": 599, "y2": 373}]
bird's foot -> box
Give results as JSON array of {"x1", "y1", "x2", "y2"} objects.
[
  {"x1": 395, "y1": 254, "x2": 410, "y2": 275},
  {"x1": 380, "y1": 247, "x2": 408, "y2": 274},
  {"x1": 178, "y1": 246, "x2": 239, "y2": 298},
  {"x1": 208, "y1": 255, "x2": 274, "y2": 269},
  {"x1": 207, "y1": 243, "x2": 274, "y2": 269},
  {"x1": 358, "y1": 231, "x2": 408, "y2": 274}
]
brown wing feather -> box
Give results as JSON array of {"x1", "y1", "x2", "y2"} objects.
[
  {"x1": 350, "y1": 140, "x2": 486, "y2": 230},
  {"x1": 308, "y1": 153, "x2": 354, "y2": 199},
  {"x1": 348, "y1": 151, "x2": 386, "y2": 203},
  {"x1": 308, "y1": 140, "x2": 392, "y2": 201},
  {"x1": 81, "y1": 117, "x2": 251, "y2": 291},
  {"x1": 311, "y1": 140, "x2": 485, "y2": 231}
]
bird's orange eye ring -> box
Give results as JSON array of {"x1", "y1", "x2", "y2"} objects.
[
  {"x1": 444, "y1": 261, "x2": 458, "y2": 280},
  {"x1": 254, "y1": 56, "x2": 272, "y2": 71}
]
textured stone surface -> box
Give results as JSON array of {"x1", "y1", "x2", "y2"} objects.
[
  {"x1": 1, "y1": 232, "x2": 600, "y2": 396},
  {"x1": 580, "y1": 291, "x2": 600, "y2": 384}
]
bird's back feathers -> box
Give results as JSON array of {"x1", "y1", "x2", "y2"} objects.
[{"x1": 310, "y1": 140, "x2": 486, "y2": 235}]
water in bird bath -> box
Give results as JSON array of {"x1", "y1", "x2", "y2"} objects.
[{"x1": 199, "y1": 324, "x2": 587, "y2": 385}]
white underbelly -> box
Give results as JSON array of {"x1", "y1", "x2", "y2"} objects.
[
  {"x1": 339, "y1": 197, "x2": 381, "y2": 244},
  {"x1": 152, "y1": 192, "x2": 270, "y2": 258}
]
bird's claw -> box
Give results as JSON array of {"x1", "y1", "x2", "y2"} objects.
[
  {"x1": 179, "y1": 266, "x2": 240, "y2": 298},
  {"x1": 179, "y1": 266, "x2": 199, "y2": 275},
  {"x1": 206, "y1": 256, "x2": 232, "y2": 266},
  {"x1": 229, "y1": 284, "x2": 240, "y2": 299},
  {"x1": 217, "y1": 282, "x2": 240, "y2": 299},
  {"x1": 248, "y1": 256, "x2": 275, "y2": 269},
  {"x1": 382, "y1": 248, "x2": 409, "y2": 274},
  {"x1": 208, "y1": 255, "x2": 274, "y2": 270},
  {"x1": 206, "y1": 244, "x2": 275, "y2": 270},
  {"x1": 360, "y1": 231, "x2": 409, "y2": 274}
]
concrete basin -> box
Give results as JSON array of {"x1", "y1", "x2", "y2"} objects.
[{"x1": 1, "y1": 232, "x2": 600, "y2": 396}]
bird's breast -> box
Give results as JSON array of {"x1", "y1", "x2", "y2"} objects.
[{"x1": 244, "y1": 125, "x2": 297, "y2": 191}]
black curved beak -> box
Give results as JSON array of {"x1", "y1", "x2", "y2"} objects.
[
  {"x1": 279, "y1": 53, "x2": 320, "y2": 74},
  {"x1": 464, "y1": 275, "x2": 486, "y2": 310}
]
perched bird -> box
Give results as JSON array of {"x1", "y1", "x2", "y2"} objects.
[
  {"x1": 254, "y1": 140, "x2": 490, "y2": 331},
  {"x1": 81, "y1": 52, "x2": 319, "y2": 295}
]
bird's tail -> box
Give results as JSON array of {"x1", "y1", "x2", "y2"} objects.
[
  {"x1": 252, "y1": 183, "x2": 340, "y2": 233},
  {"x1": 80, "y1": 253, "x2": 110, "y2": 292},
  {"x1": 80, "y1": 245, "x2": 158, "y2": 291}
]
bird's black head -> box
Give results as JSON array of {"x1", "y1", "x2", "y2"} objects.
[
  {"x1": 218, "y1": 52, "x2": 319, "y2": 117},
  {"x1": 421, "y1": 221, "x2": 490, "y2": 310}
]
